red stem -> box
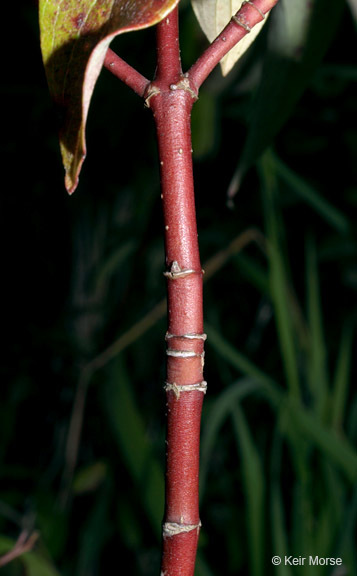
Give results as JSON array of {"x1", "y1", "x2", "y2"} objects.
[
  {"x1": 188, "y1": 0, "x2": 280, "y2": 89},
  {"x1": 155, "y1": 7, "x2": 182, "y2": 81},
  {"x1": 148, "y1": 8, "x2": 204, "y2": 575},
  {"x1": 104, "y1": 48, "x2": 150, "y2": 97}
]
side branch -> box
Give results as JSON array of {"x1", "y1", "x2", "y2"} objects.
[
  {"x1": 188, "y1": 0, "x2": 280, "y2": 89},
  {"x1": 104, "y1": 48, "x2": 150, "y2": 97}
]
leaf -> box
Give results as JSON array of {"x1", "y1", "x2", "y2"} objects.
[
  {"x1": 273, "y1": 155, "x2": 350, "y2": 234},
  {"x1": 191, "y1": 0, "x2": 269, "y2": 76},
  {"x1": 305, "y1": 235, "x2": 329, "y2": 420},
  {"x1": 287, "y1": 399, "x2": 357, "y2": 484},
  {"x1": 259, "y1": 151, "x2": 300, "y2": 400},
  {"x1": 23, "y1": 550, "x2": 62, "y2": 576},
  {"x1": 103, "y1": 356, "x2": 164, "y2": 538},
  {"x1": 200, "y1": 377, "x2": 268, "y2": 498},
  {"x1": 0, "y1": 536, "x2": 60, "y2": 576},
  {"x1": 331, "y1": 321, "x2": 354, "y2": 431},
  {"x1": 206, "y1": 325, "x2": 357, "y2": 482},
  {"x1": 346, "y1": 0, "x2": 357, "y2": 25},
  {"x1": 205, "y1": 323, "x2": 280, "y2": 394},
  {"x1": 76, "y1": 484, "x2": 111, "y2": 575},
  {"x1": 231, "y1": 405, "x2": 265, "y2": 576},
  {"x1": 72, "y1": 460, "x2": 107, "y2": 494},
  {"x1": 228, "y1": 0, "x2": 345, "y2": 198},
  {"x1": 270, "y1": 432, "x2": 293, "y2": 576},
  {"x1": 39, "y1": 0, "x2": 179, "y2": 193}
]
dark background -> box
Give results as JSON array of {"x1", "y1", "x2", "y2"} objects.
[{"x1": 1, "y1": 1, "x2": 356, "y2": 575}]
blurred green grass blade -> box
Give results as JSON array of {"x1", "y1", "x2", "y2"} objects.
[
  {"x1": 331, "y1": 321, "x2": 354, "y2": 430},
  {"x1": 206, "y1": 324, "x2": 357, "y2": 480},
  {"x1": 260, "y1": 152, "x2": 300, "y2": 400},
  {"x1": 315, "y1": 500, "x2": 336, "y2": 558},
  {"x1": 200, "y1": 377, "x2": 266, "y2": 500},
  {"x1": 95, "y1": 239, "x2": 137, "y2": 292},
  {"x1": 318, "y1": 462, "x2": 345, "y2": 556},
  {"x1": 103, "y1": 357, "x2": 164, "y2": 538},
  {"x1": 195, "y1": 551, "x2": 216, "y2": 576},
  {"x1": 287, "y1": 400, "x2": 357, "y2": 483},
  {"x1": 117, "y1": 496, "x2": 143, "y2": 550},
  {"x1": 22, "y1": 554, "x2": 60, "y2": 576},
  {"x1": 291, "y1": 483, "x2": 316, "y2": 575},
  {"x1": 77, "y1": 484, "x2": 111, "y2": 575},
  {"x1": 347, "y1": 396, "x2": 357, "y2": 442},
  {"x1": 336, "y1": 485, "x2": 357, "y2": 563},
  {"x1": 191, "y1": 90, "x2": 218, "y2": 159},
  {"x1": 205, "y1": 323, "x2": 280, "y2": 397},
  {"x1": 233, "y1": 254, "x2": 269, "y2": 295},
  {"x1": 271, "y1": 484, "x2": 293, "y2": 576},
  {"x1": 305, "y1": 235, "x2": 329, "y2": 419},
  {"x1": 231, "y1": 405, "x2": 265, "y2": 576},
  {"x1": 0, "y1": 537, "x2": 60, "y2": 576},
  {"x1": 314, "y1": 464, "x2": 345, "y2": 556},
  {"x1": 73, "y1": 461, "x2": 107, "y2": 494},
  {"x1": 324, "y1": 463, "x2": 345, "y2": 523},
  {"x1": 275, "y1": 156, "x2": 350, "y2": 234},
  {"x1": 270, "y1": 433, "x2": 293, "y2": 576},
  {"x1": 229, "y1": 0, "x2": 345, "y2": 195}
]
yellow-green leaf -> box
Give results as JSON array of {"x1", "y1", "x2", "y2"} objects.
[
  {"x1": 191, "y1": 0, "x2": 269, "y2": 76},
  {"x1": 39, "y1": 0, "x2": 179, "y2": 193}
]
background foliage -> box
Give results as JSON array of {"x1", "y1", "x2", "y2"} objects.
[{"x1": 1, "y1": 1, "x2": 356, "y2": 575}]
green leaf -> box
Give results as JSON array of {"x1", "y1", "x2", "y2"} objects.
[
  {"x1": 191, "y1": 0, "x2": 269, "y2": 76},
  {"x1": 336, "y1": 485, "x2": 357, "y2": 563},
  {"x1": 331, "y1": 321, "x2": 354, "y2": 431},
  {"x1": 0, "y1": 536, "x2": 60, "y2": 576},
  {"x1": 287, "y1": 399, "x2": 357, "y2": 483},
  {"x1": 103, "y1": 356, "x2": 164, "y2": 538},
  {"x1": 39, "y1": 0, "x2": 179, "y2": 193},
  {"x1": 305, "y1": 235, "x2": 329, "y2": 419},
  {"x1": 231, "y1": 405, "x2": 265, "y2": 576},
  {"x1": 270, "y1": 433, "x2": 293, "y2": 576},
  {"x1": 205, "y1": 323, "x2": 279, "y2": 395},
  {"x1": 76, "y1": 484, "x2": 111, "y2": 575},
  {"x1": 72, "y1": 461, "x2": 107, "y2": 494},
  {"x1": 191, "y1": 89, "x2": 218, "y2": 158},
  {"x1": 259, "y1": 151, "x2": 300, "y2": 400},
  {"x1": 228, "y1": 0, "x2": 345, "y2": 197},
  {"x1": 206, "y1": 325, "x2": 357, "y2": 482},
  {"x1": 200, "y1": 377, "x2": 269, "y2": 498},
  {"x1": 273, "y1": 156, "x2": 350, "y2": 234}
]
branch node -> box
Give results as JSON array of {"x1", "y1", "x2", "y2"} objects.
[
  {"x1": 166, "y1": 349, "x2": 205, "y2": 360},
  {"x1": 232, "y1": 14, "x2": 251, "y2": 32},
  {"x1": 170, "y1": 77, "x2": 198, "y2": 100},
  {"x1": 144, "y1": 85, "x2": 161, "y2": 108},
  {"x1": 163, "y1": 521, "x2": 202, "y2": 538},
  {"x1": 164, "y1": 381, "x2": 207, "y2": 399},
  {"x1": 242, "y1": 0, "x2": 266, "y2": 19},
  {"x1": 165, "y1": 332, "x2": 207, "y2": 341},
  {"x1": 163, "y1": 261, "x2": 196, "y2": 279}
]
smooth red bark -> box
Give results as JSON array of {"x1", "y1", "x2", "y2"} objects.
[{"x1": 146, "y1": 11, "x2": 205, "y2": 575}]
